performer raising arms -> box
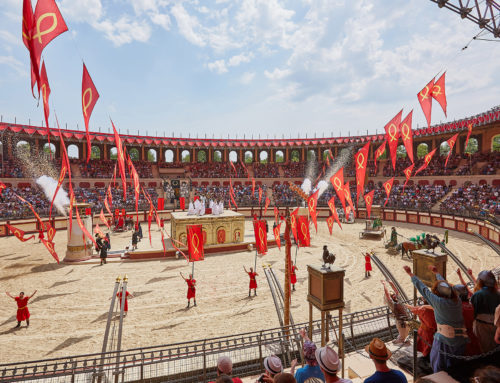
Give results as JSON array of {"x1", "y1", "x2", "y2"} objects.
[
  {"x1": 180, "y1": 272, "x2": 197, "y2": 308},
  {"x1": 6, "y1": 290, "x2": 37, "y2": 328},
  {"x1": 243, "y1": 266, "x2": 258, "y2": 297},
  {"x1": 291, "y1": 263, "x2": 298, "y2": 291}
]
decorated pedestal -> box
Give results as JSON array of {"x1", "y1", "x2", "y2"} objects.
[
  {"x1": 64, "y1": 203, "x2": 94, "y2": 262},
  {"x1": 170, "y1": 210, "x2": 245, "y2": 246},
  {"x1": 412, "y1": 249, "x2": 447, "y2": 287}
]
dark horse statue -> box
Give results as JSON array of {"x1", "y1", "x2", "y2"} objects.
[{"x1": 399, "y1": 234, "x2": 442, "y2": 259}]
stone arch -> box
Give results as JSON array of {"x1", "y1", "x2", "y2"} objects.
[
  {"x1": 322, "y1": 149, "x2": 331, "y2": 161},
  {"x1": 43, "y1": 142, "x2": 56, "y2": 156},
  {"x1": 416, "y1": 143, "x2": 429, "y2": 159},
  {"x1": 165, "y1": 149, "x2": 174, "y2": 163},
  {"x1": 244, "y1": 150, "x2": 253, "y2": 163},
  {"x1": 229, "y1": 150, "x2": 238, "y2": 162},
  {"x1": 147, "y1": 148, "x2": 157, "y2": 162},
  {"x1": 259, "y1": 150, "x2": 268, "y2": 163},
  {"x1": 291, "y1": 149, "x2": 300, "y2": 162},
  {"x1": 110, "y1": 146, "x2": 117, "y2": 160},
  {"x1": 307, "y1": 149, "x2": 316, "y2": 161},
  {"x1": 181, "y1": 149, "x2": 190, "y2": 162},
  {"x1": 197, "y1": 150, "x2": 207, "y2": 163},
  {"x1": 397, "y1": 144, "x2": 407, "y2": 158},
  {"x1": 16, "y1": 140, "x2": 30, "y2": 154},
  {"x1": 213, "y1": 150, "x2": 222, "y2": 162},
  {"x1": 275, "y1": 150, "x2": 284, "y2": 163},
  {"x1": 465, "y1": 137, "x2": 478, "y2": 154},
  {"x1": 492, "y1": 134, "x2": 500, "y2": 152},
  {"x1": 129, "y1": 148, "x2": 140, "y2": 161},
  {"x1": 90, "y1": 145, "x2": 100, "y2": 160},
  {"x1": 68, "y1": 144, "x2": 80, "y2": 159},
  {"x1": 440, "y1": 141, "x2": 450, "y2": 157}
]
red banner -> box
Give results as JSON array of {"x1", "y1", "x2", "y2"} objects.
[
  {"x1": 382, "y1": 177, "x2": 394, "y2": 207},
  {"x1": 258, "y1": 187, "x2": 263, "y2": 205},
  {"x1": 82, "y1": 63, "x2": 99, "y2": 162},
  {"x1": 364, "y1": 190, "x2": 375, "y2": 218},
  {"x1": 41, "y1": 238, "x2": 59, "y2": 263},
  {"x1": 384, "y1": 110, "x2": 403, "y2": 171},
  {"x1": 40, "y1": 61, "x2": 51, "y2": 141},
  {"x1": 7, "y1": 224, "x2": 35, "y2": 242},
  {"x1": 33, "y1": 0, "x2": 68, "y2": 54},
  {"x1": 22, "y1": 0, "x2": 37, "y2": 96},
  {"x1": 253, "y1": 220, "x2": 267, "y2": 255},
  {"x1": 15, "y1": 194, "x2": 43, "y2": 227},
  {"x1": 418, "y1": 78, "x2": 434, "y2": 128},
  {"x1": 111, "y1": 119, "x2": 127, "y2": 200},
  {"x1": 274, "y1": 206, "x2": 279, "y2": 224},
  {"x1": 354, "y1": 142, "x2": 369, "y2": 203},
  {"x1": 94, "y1": 223, "x2": 105, "y2": 238},
  {"x1": 45, "y1": 222, "x2": 56, "y2": 242},
  {"x1": 264, "y1": 197, "x2": 271, "y2": 214},
  {"x1": 307, "y1": 189, "x2": 319, "y2": 232},
  {"x1": 400, "y1": 110, "x2": 414, "y2": 163},
  {"x1": 445, "y1": 133, "x2": 459, "y2": 167},
  {"x1": 374, "y1": 140, "x2": 386, "y2": 173},
  {"x1": 403, "y1": 163, "x2": 414, "y2": 191},
  {"x1": 330, "y1": 167, "x2": 346, "y2": 212},
  {"x1": 432, "y1": 72, "x2": 447, "y2": 117},
  {"x1": 129, "y1": 159, "x2": 140, "y2": 222},
  {"x1": 187, "y1": 225, "x2": 204, "y2": 261},
  {"x1": 230, "y1": 161, "x2": 237, "y2": 174},
  {"x1": 327, "y1": 197, "x2": 342, "y2": 229},
  {"x1": 464, "y1": 123, "x2": 473, "y2": 151},
  {"x1": 56, "y1": 117, "x2": 73, "y2": 236},
  {"x1": 343, "y1": 182, "x2": 355, "y2": 217},
  {"x1": 297, "y1": 215, "x2": 310, "y2": 247},
  {"x1": 49, "y1": 154, "x2": 67, "y2": 218},
  {"x1": 252, "y1": 177, "x2": 255, "y2": 196},
  {"x1": 99, "y1": 209, "x2": 110, "y2": 229},
  {"x1": 178, "y1": 197, "x2": 184, "y2": 211},
  {"x1": 415, "y1": 148, "x2": 437, "y2": 175},
  {"x1": 290, "y1": 210, "x2": 299, "y2": 244},
  {"x1": 326, "y1": 216, "x2": 334, "y2": 235},
  {"x1": 273, "y1": 223, "x2": 281, "y2": 250},
  {"x1": 147, "y1": 200, "x2": 154, "y2": 246}
]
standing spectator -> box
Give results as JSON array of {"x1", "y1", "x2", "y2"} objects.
[
  {"x1": 382, "y1": 280, "x2": 409, "y2": 344},
  {"x1": 315, "y1": 345, "x2": 352, "y2": 383},
  {"x1": 453, "y1": 284, "x2": 481, "y2": 356},
  {"x1": 404, "y1": 302, "x2": 436, "y2": 360},
  {"x1": 290, "y1": 328, "x2": 324, "y2": 383},
  {"x1": 262, "y1": 355, "x2": 283, "y2": 380},
  {"x1": 471, "y1": 270, "x2": 500, "y2": 353},
  {"x1": 364, "y1": 338, "x2": 407, "y2": 383}
]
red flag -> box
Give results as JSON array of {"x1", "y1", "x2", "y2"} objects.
[
  {"x1": 403, "y1": 163, "x2": 414, "y2": 191},
  {"x1": 354, "y1": 143, "x2": 369, "y2": 203},
  {"x1": 6, "y1": 224, "x2": 35, "y2": 242},
  {"x1": 104, "y1": 194, "x2": 113, "y2": 217},
  {"x1": 82, "y1": 64, "x2": 99, "y2": 162},
  {"x1": 56, "y1": 116, "x2": 73, "y2": 236},
  {"x1": 364, "y1": 190, "x2": 375, "y2": 218},
  {"x1": 240, "y1": 160, "x2": 249, "y2": 178},
  {"x1": 432, "y1": 72, "x2": 447, "y2": 117},
  {"x1": 264, "y1": 197, "x2": 271, "y2": 214},
  {"x1": 297, "y1": 215, "x2": 310, "y2": 247},
  {"x1": 253, "y1": 220, "x2": 268, "y2": 255},
  {"x1": 230, "y1": 161, "x2": 237, "y2": 174},
  {"x1": 44, "y1": 221, "x2": 56, "y2": 242},
  {"x1": 418, "y1": 78, "x2": 434, "y2": 128},
  {"x1": 0, "y1": 181, "x2": 6, "y2": 194},
  {"x1": 326, "y1": 216, "x2": 334, "y2": 235},
  {"x1": 99, "y1": 209, "x2": 110, "y2": 229},
  {"x1": 374, "y1": 140, "x2": 386, "y2": 172},
  {"x1": 273, "y1": 223, "x2": 281, "y2": 250},
  {"x1": 147, "y1": 200, "x2": 154, "y2": 246},
  {"x1": 22, "y1": 0, "x2": 40, "y2": 97},
  {"x1": 415, "y1": 148, "x2": 437, "y2": 175},
  {"x1": 384, "y1": 110, "x2": 403, "y2": 171},
  {"x1": 33, "y1": 0, "x2": 68, "y2": 53},
  {"x1": 400, "y1": 110, "x2": 414, "y2": 163},
  {"x1": 258, "y1": 187, "x2": 263, "y2": 205},
  {"x1": 274, "y1": 206, "x2": 279, "y2": 224},
  {"x1": 73, "y1": 196, "x2": 98, "y2": 248},
  {"x1": 15, "y1": 194, "x2": 43, "y2": 226},
  {"x1": 290, "y1": 209, "x2": 299, "y2": 244},
  {"x1": 464, "y1": 123, "x2": 473, "y2": 151},
  {"x1": 111, "y1": 119, "x2": 127, "y2": 200},
  {"x1": 41, "y1": 238, "x2": 59, "y2": 263},
  {"x1": 382, "y1": 177, "x2": 394, "y2": 207},
  {"x1": 49, "y1": 155, "x2": 67, "y2": 218},
  {"x1": 129, "y1": 160, "x2": 141, "y2": 222},
  {"x1": 330, "y1": 167, "x2": 346, "y2": 212},
  {"x1": 40, "y1": 61, "x2": 51, "y2": 141},
  {"x1": 327, "y1": 197, "x2": 342, "y2": 229},
  {"x1": 112, "y1": 163, "x2": 117, "y2": 186},
  {"x1": 94, "y1": 223, "x2": 105, "y2": 238},
  {"x1": 229, "y1": 190, "x2": 238, "y2": 209},
  {"x1": 445, "y1": 133, "x2": 459, "y2": 167},
  {"x1": 251, "y1": 177, "x2": 255, "y2": 196},
  {"x1": 326, "y1": 155, "x2": 330, "y2": 167},
  {"x1": 307, "y1": 189, "x2": 319, "y2": 232},
  {"x1": 343, "y1": 182, "x2": 355, "y2": 217},
  {"x1": 187, "y1": 225, "x2": 204, "y2": 261}
]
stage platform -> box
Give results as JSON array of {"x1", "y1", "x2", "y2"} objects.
[{"x1": 170, "y1": 210, "x2": 246, "y2": 246}]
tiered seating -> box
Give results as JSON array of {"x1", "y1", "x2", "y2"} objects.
[
  {"x1": 74, "y1": 159, "x2": 153, "y2": 178},
  {"x1": 188, "y1": 162, "x2": 246, "y2": 178},
  {"x1": 253, "y1": 163, "x2": 279, "y2": 178},
  {"x1": 439, "y1": 183, "x2": 499, "y2": 217}
]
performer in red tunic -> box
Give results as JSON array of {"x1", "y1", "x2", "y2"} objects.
[
  {"x1": 364, "y1": 252, "x2": 372, "y2": 278},
  {"x1": 38, "y1": 229, "x2": 44, "y2": 243},
  {"x1": 243, "y1": 266, "x2": 258, "y2": 297},
  {"x1": 116, "y1": 290, "x2": 134, "y2": 316},
  {"x1": 405, "y1": 303, "x2": 436, "y2": 358},
  {"x1": 180, "y1": 272, "x2": 196, "y2": 307},
  {"x1": 6, "y1": 290, "x2": 37, "y2": 328},
  {"x1": 291, "y1": 263, "x2": 298, "y2": 291}
]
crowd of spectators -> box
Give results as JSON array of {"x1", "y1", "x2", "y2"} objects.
[
  {"x1": 158, "y1": 162, "x2": 185, "y2": 168},
  {"x1": 74, "y1": 159, "x2": 153, "y2": 178},
  {"x1": 382, "y1": 154, "x2": 459, "y2": 178},
  {"x1": 0, "y1": 159, "x2": 25, "y2": 178},
  {"x1": 188, "y1": 162, "x2": 247, "y2": 178},
  {"x1": 282, "y1": 162, "x2": 305, "y2": 178},
  {"x1": 367, "y1": 184, "x2": 450, "y2": 211},
  {"x1": 253, "y1": 163, "x2": 280, "y2": 178},
  {"x1": 439, "y1": 183, "x2": 499, "y2": 218}
]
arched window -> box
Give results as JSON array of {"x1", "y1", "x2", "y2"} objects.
[
  {"x1": 323, "y1": 149, "x2": 330, "y2": 161},
  {"x1": 213, "y1": 150, "x2": 222, "y2": 162},
  {"x1": 90, "y1": 145, "x2": 100, "y2": 160},
  {"x1": 244, "y1": 150, "x2": 253, "y2": 163},
  {"x1": 275, "y1": 150, "x2": 284, "y2": 163},
  {"x1": 197, "y1": 150, "x2": 207, "y2": 163},
  {"x1": 165, "y1": 149, "x2": 174, "y2": 163},
  {"x1": 129, "y1": 148, "x2": 140, "y2": 161},
  {"x1": 291, "y1": 150, "x2": 300, "y2": 162},
  {"x1": 307, "y1": 150, "x2": 315, "y2": 161},
  {"x1": 147, "y1": 149, "x2": 157, "y2": 162},
  {"x1": 110, "y1": 147, "x2": 117, "y2": 160},
  {"x1": 259, "y1": 151, "x2": 268, "y2": 164},
  {"x1": 396, "y1": 144, "x2": 407, "y2": 158},
  {"x1": 16, "y1": 141, "x2": 30, "y2": 154},
  {"x1": 416, "y1": 143, "x2": 429, "y2": 159},
  {"x1": 68, "y1": 144, "x2": 80, "y2": 159},
  {"x1": 492, "y1": 135, "x2": 500, "y2": 152},
  {"x1": 440, "y1": 141, "x2": 450, "y2": 157},
  {"x1": 43, "y1": 142, "x2": 55, "y2": 156},
  {"x1": 465, "y1": 137, "x2": 478, "y2": 154},
  {"x1": 229, "y1": 150, "x2": 237, "y2": 162},
  {"x1": 181, "y1": 150, "x2": 190, "y2": 162}
]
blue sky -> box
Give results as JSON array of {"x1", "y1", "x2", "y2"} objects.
[{"x1": 0, "y1": 0, "x2": 498, "y2": 139}]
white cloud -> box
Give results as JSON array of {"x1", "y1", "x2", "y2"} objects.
[
  {"x1": 171, "y1": 3, "x2": 206, "y2": 47},
  {"x1": 94, "y1": 17, "x2": 152, "y2": 46},
  {"x1": 0, "y1": 55, "x2": 26, "y2": 77},
  {"x1": 59, "y1": 0, "x2": 103, "y2": 23},
  {"x1": 0, "y1": 30, "x2": 19, "y2": 46},
  {"x1": 264, "y1": 68, "x2": 291, "y2": 80},
  {"x1": 150, "y1": 12, "x2": 171, "y2": 30},
  {"x1": 228, "y1": 52, "x2": 253, "y2": 67},
  {"x1": 240, "y1": 71, "x2": 255, "y2": 84},
  {"x1": 207, "y1": 59, "x2": 228, "y2": 74}
]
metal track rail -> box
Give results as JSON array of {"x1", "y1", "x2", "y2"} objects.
[
  {"x1": 437, "y1": 243, "x2": 474, "y2": 284},
  {"x1": 268, "y1": 266, "x2": 295, "y2": 327},
  {"x1": 370, "y1": 253, "x2": 409, "y2": 301},
  {"x1": 263, "y1": 266, "x2": 284, "y2": 328},
  {"x1": 471, "y1": 232, "x2": 500, "y2": 256}
]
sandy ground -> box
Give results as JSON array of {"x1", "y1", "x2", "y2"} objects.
[{"x1": 0, "y1": 219, "x2": 498, "y2": 364}]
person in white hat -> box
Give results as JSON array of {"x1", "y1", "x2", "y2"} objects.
[
  {"x1": 209, "y1": 355, "x2": 242, "y2": 383},
  {"x1": 315, "y1": 346, "x2": 352, "y2": 383},
  {"x1": 263, "y1": 355, "x2": 283, "y2": 379}
]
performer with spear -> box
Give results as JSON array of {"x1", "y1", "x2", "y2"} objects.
[
  {"x1": 243, "y1": 266, "x2": 258, "y2": 297},
  {"x1": 180, "y1": 272, "x2": 197, "y2": 308}
]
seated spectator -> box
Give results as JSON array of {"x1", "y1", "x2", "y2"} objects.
[
  {"x1": 315, "y1": 346, "x2": 352, "y2": 383},
  {"x1": 364, "y1": 338, "x2": 407, "y2": 383},
  {"x1": 209, "y1": 355, "x2": 242, "y2": 383},
  {"x1": 290, "y1": 328, "x2": 324, "y2": 383},
  {"x1": 272, "y1": 373, "x2": 297, "y2": 383},
  {"x1": 216, "y1": 375, "x2": 234, "y2": 383},
  {"x1": 471, "y1": 270, "x2": 500, "y2": 353},
  {"x1": 263, "y1": 355, "x2": 283, "y2": 380},
  {"x1": 471, "y1": 365, "x2": 500, "y2": 383},
  {"x1": 382, "y1": 280, "x2": 409, "y2": 344}
]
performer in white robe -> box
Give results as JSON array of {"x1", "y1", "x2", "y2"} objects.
[{"x1": 187, "y1": 201, "x2": 196, "y2": 215}]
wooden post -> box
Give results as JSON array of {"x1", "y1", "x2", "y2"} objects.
[
  {"x1": 308, "y1": 302, "x2": 313, "y2": 339},
  {"x1": 284, "y1": 215, "x2": 292, "y2": 328},
  {"x1": 321, "y1": 311, "x2": 325, "y2": 346}
]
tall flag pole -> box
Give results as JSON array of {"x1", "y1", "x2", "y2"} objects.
[{"x1": 384, "y1": 110, "x2": 403, "y2": 171}]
